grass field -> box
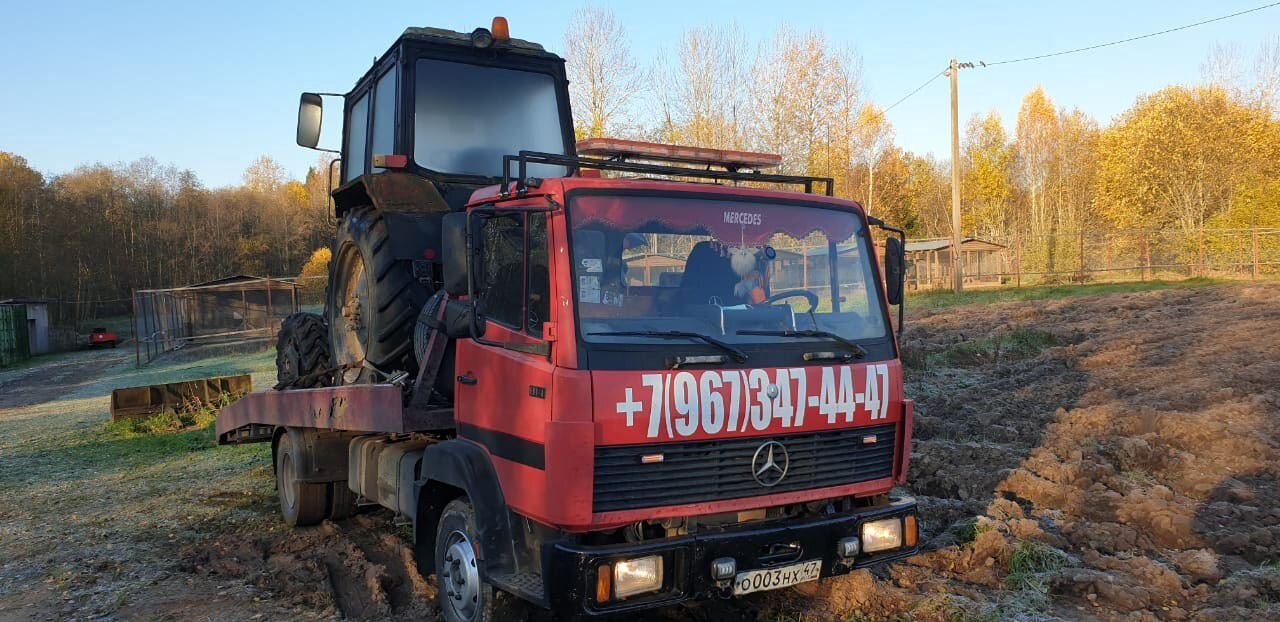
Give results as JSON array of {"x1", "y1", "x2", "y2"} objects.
[{"x1": 904, "y1": 276, "x2": 1224, "y2": 310}]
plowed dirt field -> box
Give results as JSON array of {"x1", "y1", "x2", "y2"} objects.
[{"x1": 2, "y1": 282, "x2": 1277, "y2": 621}]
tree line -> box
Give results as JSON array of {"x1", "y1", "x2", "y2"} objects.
[
  {"x1": 0, "y1": 153, "x2": 334, "y2": 322},
  {"x1": 2, "y1": 10, "x2": 1278, "y2": 320}
]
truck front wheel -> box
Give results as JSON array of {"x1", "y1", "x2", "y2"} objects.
[
  {"x1": 434, "y1": 498, "x2": 526, "y2": 622},
  {"x1": 275, "y1": 432, "x2": 327, "y2": 527}
]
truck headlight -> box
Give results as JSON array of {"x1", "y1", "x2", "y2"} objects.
[
  {"x1": 861, "y1": 518, "x2": 903, "y2": 553},
  {"x1": 613, "y1": 555, "x2": 664, "y2": 599}
]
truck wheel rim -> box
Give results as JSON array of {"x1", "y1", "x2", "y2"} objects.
[
  {"x1": 280, "y1": 453, "x2": 297, "y2": 508},
  {"x1": 442, "y1": 530, "x2": 480, "y2": 620}
]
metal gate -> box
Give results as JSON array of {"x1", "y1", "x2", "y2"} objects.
[{"x1": 0, "y1": 305, "x2": 30, "y2": 367}]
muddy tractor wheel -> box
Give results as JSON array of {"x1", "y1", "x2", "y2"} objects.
[
  {"x1": 275, "y1": 432, "x2": 328, "y2": 527},
  {"x1": 435, "y1": 498, "x2": 528, "y2": 622},
  {"x1": 275, "y1": 312, "x2": 332, "y2": 390},
  {"x1": 326, "y1": 206, "x2": 427, "y2": 385}
]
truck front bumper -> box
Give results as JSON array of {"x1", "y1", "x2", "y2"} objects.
[{"x1": 543, "y1": 497, "x2": 918, "y2": 617}]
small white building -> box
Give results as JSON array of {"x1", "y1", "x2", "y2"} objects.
[{"x1": 0, "y1": 298, "x2": 51, "y2": 355}]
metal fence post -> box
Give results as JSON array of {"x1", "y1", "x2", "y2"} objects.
[
  {"x1": 1015, "y1": 237, "x2": 1023, "y2": 288},
  {"x1": 265, "y1": 277, "x2": 274, "y2": 334},
  {"x1": 130, "y1": 289, "x2": 140, "y2": 368},
  {"x1": 1253, "y1": 225, "x2": 1260, "y2": 280},
  {"x1": 1078, "y1": 230, "x2": 1086, "y2": 281},
  {"x1": 1197, "y1": 227, "x2": 1205, "y2": 277},
  {"x1": 1142, "y1": 233, "x2": 1151, "y2": 281}
]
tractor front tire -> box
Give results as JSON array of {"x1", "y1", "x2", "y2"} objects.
[
  {"x1": 274, "y1": 312, "x2": 332, "y2": 390},
  {"x1": 326, "y1": 206, "x2": 427, "y2": 385}
]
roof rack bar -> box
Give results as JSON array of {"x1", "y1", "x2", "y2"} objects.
[{"x1": 500, "y1": 151, "x2": 835, "y2": 198}]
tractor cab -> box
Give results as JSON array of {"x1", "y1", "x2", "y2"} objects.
[{"x1": 296, "y1": 18, "x2": 577, "y2": 215}]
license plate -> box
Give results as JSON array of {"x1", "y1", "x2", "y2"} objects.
[{"x1": 732, "y1": 559, "x2": 822, "y2": 595}]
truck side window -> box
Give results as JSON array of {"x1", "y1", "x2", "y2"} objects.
[
  {"x1": 526, "y1": 214, "x2": 549, "y2": 336},
  {"x1": 478, "y1": 214, "x2": 525, "y2": 328}
]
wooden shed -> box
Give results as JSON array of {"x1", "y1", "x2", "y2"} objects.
[{"x1": 904, "y1": 237, "x2": 1008, "y2": 290}]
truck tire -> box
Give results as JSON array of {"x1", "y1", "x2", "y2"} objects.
[
  {"x1": 327, "y1": 206, "x2": 427, "y2": 384},
  {"x1": 275, "y1": 312, "x2": 332, "y2": 390},
  {"x1": 276, "y1": 433, "x2": 327, "y2": 527},
  {"x1": 435, "y1": 498, "x2": 528, "y2": 622},
  {"x1": 327, "y1": 481, "x2": 358, "y2": 521}
]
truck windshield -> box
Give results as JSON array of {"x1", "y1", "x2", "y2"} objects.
[{"x1": 569, "y1": 194, "x2": 889, "y2": 345}]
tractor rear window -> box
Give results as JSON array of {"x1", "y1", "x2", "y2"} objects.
[
  {"x1": 413, "y1": 59, "x2": 566, "y2": 178},
  {"x1": 569, "y1": 194, "x2": 889, "y2": 346}
]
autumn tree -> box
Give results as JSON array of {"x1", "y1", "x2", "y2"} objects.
[
  {"x1": 1094, "y1": 85, "x2": 1279, "y2": 233},
  {"x1": 1015, "y1": 87, "x2": 1058, "y2": 266},
  {"x1": 564, "y1": 7, "x2": 644, "y2": 139},
  {"x1": 654, "y1": 24, "x2": 752, "y2": 149},
  {"x1": 961, "y1": 111, "x2": 1015, "y2": 239},
  {"x1": 853, "y1": 103, "x2": 893, "y2": 215}
]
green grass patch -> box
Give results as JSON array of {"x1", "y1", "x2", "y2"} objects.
[
  {"x1": 105, "y1": 392, "x2": 234, "y2": 440},
  {"x1": 952, "y1": 517, "x2": 990, "y2": 545},
  {"x1": 1006, "y1": 540, "x2": 1069, "y2": 591},
  {"x1": 926, "y1": 328, "x2": 1060, "y2": 369},
  {"x1": 906, "y1": 277, "x2": 1223, "y2": 312}
]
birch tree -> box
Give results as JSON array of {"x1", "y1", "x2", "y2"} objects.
[{"x1": 564, "y1": 7, "x2": 644, "y2": 139}]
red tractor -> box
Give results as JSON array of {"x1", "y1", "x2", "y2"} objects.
[{"x1": 218, "y1": 18, "x2": 916, "y2": 621}]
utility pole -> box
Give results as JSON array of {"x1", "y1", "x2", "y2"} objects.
[{"x1": 948, "y1": 58, "x2": 964, "y2": 292}]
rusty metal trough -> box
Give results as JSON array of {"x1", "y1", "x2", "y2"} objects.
[{"x1": 110, "y1": 374, "x2": 253, "y2": 422}]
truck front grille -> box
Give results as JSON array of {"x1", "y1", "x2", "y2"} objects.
[{"x1": 592, "y1": 424, "x2": 897, "y2": 513}]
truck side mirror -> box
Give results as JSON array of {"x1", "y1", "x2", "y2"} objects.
[
  {"x1": 297, "y1": 93, "x2": 323, "y2": 149},
  {"x1": 884, "y1": 236, "x2": 905, "y2": 306},
  {"x1": 442, "y1": 212, "x2": 472, "y2": 297}
]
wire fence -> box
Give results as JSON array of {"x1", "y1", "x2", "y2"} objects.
[
  {"x1": 132, "y1": 276, "x2": 301, "y2": 366},
  {"x1": 903, "y1": 227, "x2": 1280, "y2": 290}
]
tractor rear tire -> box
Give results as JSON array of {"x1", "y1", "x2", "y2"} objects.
[
  {"x1": 275, "y1": 312, "x2": 332, "y2": 390},
  {"x1": 326, "y1": 206, "x2": 428, "y2": 385}
]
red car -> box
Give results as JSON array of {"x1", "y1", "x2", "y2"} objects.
[{"x1": 89, "y1": 327, "x2": 118, "y2": 348}]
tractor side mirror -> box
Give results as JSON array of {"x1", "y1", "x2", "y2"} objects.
[
  {"x1": 884, "y1": 236, "x2": 905, "y2": 306},
  {"x1": 442, "y1": 212, "x2": 473, "y2": 297},
  {"x1": 297, "y1": 93, "x2": 323, "y2": 149}
]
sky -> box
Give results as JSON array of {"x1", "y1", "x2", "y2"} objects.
[{"x1": 1, "y1": 1, "x2": 1276, "y2": 188}]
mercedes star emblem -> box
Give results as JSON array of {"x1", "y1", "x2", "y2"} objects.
[{"x1": 751, "y1": 441, "x2": 789, "y2": 487}]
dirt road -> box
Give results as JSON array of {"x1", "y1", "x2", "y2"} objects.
[{"x1": 2, "y1": 282, "x2": 1277, "y2": 621}]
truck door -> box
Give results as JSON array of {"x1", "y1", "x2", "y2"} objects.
[{"x1": 454, "y1": 211, "x2": 555, "y2": 506}]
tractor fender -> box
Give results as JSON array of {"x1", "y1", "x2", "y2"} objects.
[{"x1": 413, "y1": 439, "x2": 517, "y2": 577}]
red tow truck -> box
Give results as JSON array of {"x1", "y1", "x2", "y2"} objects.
[{"x1": 216, "y1": 19, "x2": 917, "y2": 621}]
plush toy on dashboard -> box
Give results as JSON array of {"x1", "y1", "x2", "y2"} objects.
[{"x1": 729, "y1": 246, "x2": 768, "y2": 304}]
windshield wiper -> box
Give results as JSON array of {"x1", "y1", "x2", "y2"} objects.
[
  {"x1": 588, "y1": 330, "x2": 748, "y2": 363},
  {"x1": 736, "y1": 329, "x2": 867, "y2": 359}
]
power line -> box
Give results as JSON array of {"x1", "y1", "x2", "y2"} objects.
[
  {"x1": 878, "y1": 2, "x2": 1280, "y2": 113},
  {"x1": 985, "y1": 2, "x2": 1280, "y2": 66},
  {"x1": 883, "y1": 69, "x2": 947, "y2": 112}
]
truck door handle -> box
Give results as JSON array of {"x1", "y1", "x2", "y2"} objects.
[{"x1": 457, "y1": 373, "x2": 477, "y2": 386}]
